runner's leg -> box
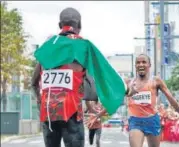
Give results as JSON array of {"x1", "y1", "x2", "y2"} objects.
[
  {"x1": 42, "y1": 121, "x2": 62, "y2": 147},
  {"x1": 129, "y1": 129, "x2": 145, "y2": 147},
  {"x1": 89, "y1": 129, "x2": 96, "y2": 145},
  {"x1": 146, "y1": 135, "x2": 160, "y2": 147},
  {"x1": 145, "y1": 113, "x2": 161, "y2": 147},
  {"x1": 95, "y1": 128, "x2": 101, "y2": 147},
  {"x1": 128, "y1": 116, "x2": 145, "y2": 147},
  {"x1": 62, "y1": 114, "x2": 85, "y2": 147}
]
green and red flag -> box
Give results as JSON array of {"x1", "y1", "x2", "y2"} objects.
[{"x1": 34, "y1": 35, "x2": 127, "y2": 115}]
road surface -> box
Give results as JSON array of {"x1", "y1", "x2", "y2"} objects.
[{"x1": 1, "y1": 128, "x2": 179, "y2": 147}]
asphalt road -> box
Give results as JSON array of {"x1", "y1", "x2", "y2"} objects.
[{"x1": 1, "y1": 128, "x2": 179, "y2": 147}]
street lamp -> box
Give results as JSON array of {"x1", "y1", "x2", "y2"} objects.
[{"x1": 133, "y1": 37, "x2": 157, "y2": 76}]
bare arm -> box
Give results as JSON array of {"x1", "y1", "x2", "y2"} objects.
[
  {"x1": 31, "y1": 63, "x2": 41, "y2": 105},
  {"x1": 124, "y1": 78, "x2": 131, "y2": 95},
  {"x1": 124, "y1": 78, "x2": 138, "y2": 97},
  {"x1": 85, "y1": 101, "x2": 97, "y2": 114},
  {"x1": 86, "y1": 104, "x2": 107, "y2": 128},
  {"x1": 156, "y1": 76, "x2": 179, "y2": 113},
  {"x1": 96, "y1": 108, "x2": 107, "y2": 118}
]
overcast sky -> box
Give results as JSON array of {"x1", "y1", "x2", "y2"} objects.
[{"x1": 7, "y1": 1, "x2": 145, "y2": 56}]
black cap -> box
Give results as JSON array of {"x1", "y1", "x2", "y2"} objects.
[{"x1": 59, "y1": 7, "x2": 81, "y2": 29}]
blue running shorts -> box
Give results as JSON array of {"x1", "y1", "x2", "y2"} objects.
[{"x1": 128, "y1": 113, "x2": 161, "y2": 136}]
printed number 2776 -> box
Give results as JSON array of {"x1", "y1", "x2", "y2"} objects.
[{"x1": 43, "y1": 72, "x2": 71, "y2": 84}]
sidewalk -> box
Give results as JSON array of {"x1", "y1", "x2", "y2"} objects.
[{"x1": 1, "y1": 132, "x2": 42, "y2": 143}]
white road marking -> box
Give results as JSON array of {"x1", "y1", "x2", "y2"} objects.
[
  {"x1": 9, "y1": 139, "x2": 27, "y2": 144},
  {"x1": 101, "y1": 140, "x2": 112, "y2": 144},
  {"x1": 118, "y1": 141, "x2": 129, "y2": 144},
  {"x1": 28, "y1": 140, "x2": 43, "y2": 144}
]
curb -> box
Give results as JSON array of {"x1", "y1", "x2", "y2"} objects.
[{"x1": 1, "y1": 133, "x2": 42, "y2": 143}]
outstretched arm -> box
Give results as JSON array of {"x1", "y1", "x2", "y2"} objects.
[
  {"x1": 86, "y1": 105, "x2": 107, "y2": 128},
  {"x1": 156, "y1": 76, "x2": 179, "y2": 113},
  {"x1": 94, "y1": 78, "x2": 133, "y2": 119}
]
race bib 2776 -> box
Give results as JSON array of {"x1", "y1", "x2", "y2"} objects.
[
  {"x1": 132, "y1": 91, "x2": 152, "y2": 104},
  {"x1": 41, "y1": 69, "x2": 73, "y2": 90}
]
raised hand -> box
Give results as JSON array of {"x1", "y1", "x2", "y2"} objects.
[{"x1": 127, "y1": 84, "x2": 138, "y2": 97}]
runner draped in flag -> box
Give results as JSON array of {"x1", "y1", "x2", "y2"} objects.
[{"x1": 32, "y1": 7, "x2": 129, "y2": 147}]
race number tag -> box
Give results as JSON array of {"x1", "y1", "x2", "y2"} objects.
[
  {"x1": 132, "y1": 91, "x2": 152, "y2": 104},
  {"x1": 42, "y1": 69, "x2": 73, "y2": 90}
]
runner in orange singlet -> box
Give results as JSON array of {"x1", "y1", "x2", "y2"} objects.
[
  {"x1": 86, "y1": 54, "x2": 179, "y2": 146},
  {"x1": 126, "y1": 54, "x2": 179, "y2": 147}
]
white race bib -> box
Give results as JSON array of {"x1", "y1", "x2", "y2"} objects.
[
  {"x1": 132, "y1": 91, "x2": 152, "y2": 104},
  {"x1": 41, "y1": 69, "x2": 73, "y2": 90}
]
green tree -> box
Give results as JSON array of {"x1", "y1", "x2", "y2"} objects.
[
  {"x1": 1, "y1": 2, "x2": 31, "y2": 111},
  {"x1": 166, "y1": 62, "x2": 179, "y2": 91}
]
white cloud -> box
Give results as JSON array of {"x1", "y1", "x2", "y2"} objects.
[{"x1": 7, "y1": 1, "x2": 145, "y2": 56}]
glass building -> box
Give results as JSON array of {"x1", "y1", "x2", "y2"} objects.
[{"x1": 145, "y1": 1, "x2": 179, "y2": 79}]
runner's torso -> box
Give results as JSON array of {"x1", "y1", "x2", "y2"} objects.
[
  {"x1": 40, "y1": 33, "x2": 85, "y2": 122},
  {"x1": 127, "y1": 78, "x2": 158, "y2": 117}
]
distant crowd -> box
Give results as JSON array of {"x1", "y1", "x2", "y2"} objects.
[{"x1": 158, "y1": 103, "x2": 179, "y2": 142}]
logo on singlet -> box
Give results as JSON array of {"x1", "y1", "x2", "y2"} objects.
[{"x1": 132, "y1": 91, "x2": 152, "y2": 104}]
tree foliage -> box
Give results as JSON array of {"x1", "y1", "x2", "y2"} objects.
[
  {"x1": 1, "y1": 2, "x2": 32, "y2": 111},
  {"x1": 166, "y1": 61, "x2": 179, "y2": 91}
]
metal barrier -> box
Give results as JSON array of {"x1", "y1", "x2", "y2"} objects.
[{"x1": 0, "y1": 112, "x2": 20, "y2": 134}]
